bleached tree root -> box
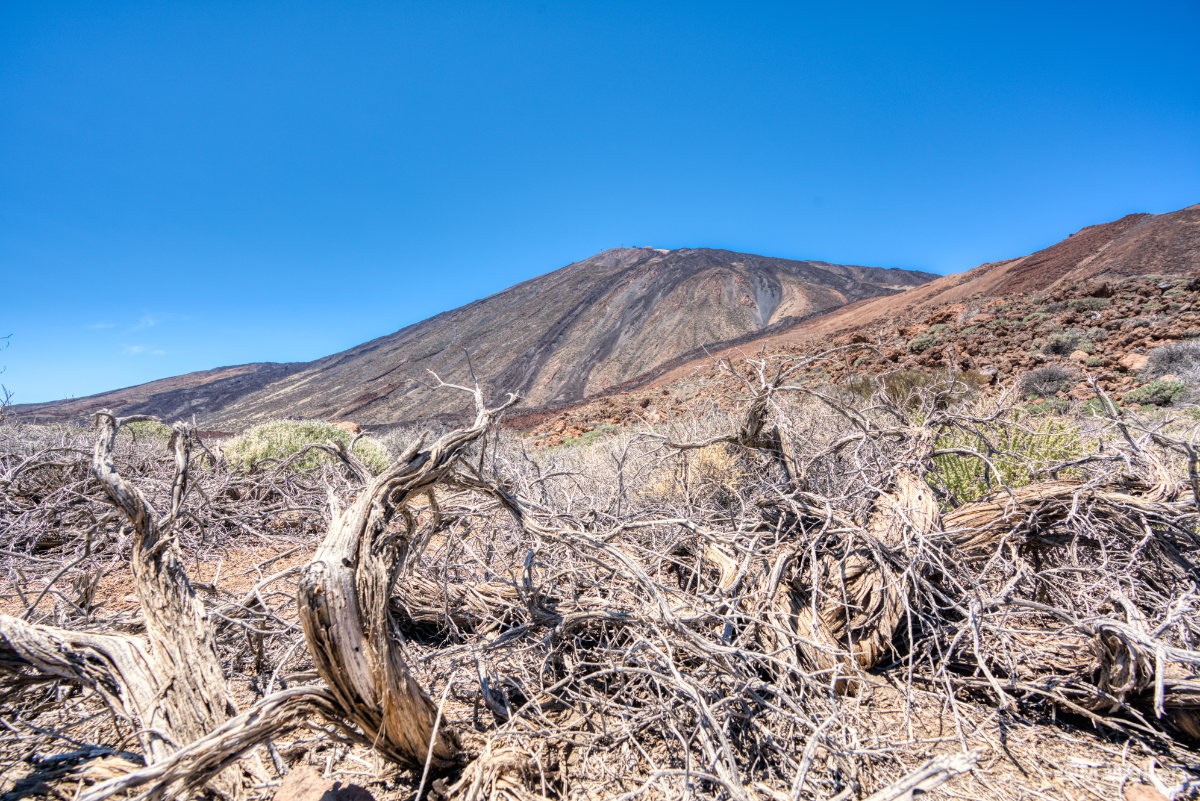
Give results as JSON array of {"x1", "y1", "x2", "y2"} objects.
[
  {"x1": 296, "y1": 387, "x2": 518, "y2": 771},
  {"x1": 0, "y1": 614, "x2": 163, "y2": 756},
  {"x1": 76, "y1": 686, "x2": 339, "y2": 801},
  {"x1": 792, "y1": 469, "x2": 940, "y2": 674},
  {"x1": 4, "y1": 361, "x2": 1200, "y2": 799},
  {"x1": 2, "y1": 391, "x2": 521, "y2": 799}
]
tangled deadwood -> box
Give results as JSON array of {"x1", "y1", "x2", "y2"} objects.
[
  {"x1": 1, "y1": 358, "x2": 1199, "y2": 800},
  {"x1": 791, "y1": 469, "x2": 939, "y2": 675},
  {"x1": 934, "y1": 480, "x2": 1200, "y2": 738},
  {"x1": 295, "y1": 387, "x2": 520, "y2": 771},
  {"x1": 2, "y1": 387, "x2": 520, "y2": 799}
]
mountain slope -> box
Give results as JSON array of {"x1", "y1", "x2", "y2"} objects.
[
  {"x1": 9, "y1": 363, "x2": 303, "y2": 426},
  {"x1": 209, "y1": 248, "x2": 932, "y2": 425},
  {"x1": 13, "y1": 248, "x2": 934, "y2": 426},
  {"x1": 648, "y1": 203, "x2": 1200, "y2": 383},
  {"x1": 513, "y1": 203, "x2": 1200, "y2": 440}
]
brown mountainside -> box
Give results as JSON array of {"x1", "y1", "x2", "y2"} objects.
[
  {"x1": 651, "y1": 203, "x2": 1200, "y2": 384},
  {"x1": 13, "y1": 248, "x2": 933, "y2": 427},
  {"x1": 514, "y1": 203, "x2": 1200, "y2": 440}
]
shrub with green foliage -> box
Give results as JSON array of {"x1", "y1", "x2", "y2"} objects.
[
  {"x1": 224, "y1": 420, "x2": 390, "y2": 473},
  {"x1": 561, "y1": 423, "x2": 619, "y2": 448},
  {"x1": 1024, "y1": 397, "x2": 1070, "y2": 415},
  {"x1": 1068, "y1": 297, "x2": 1110, "y2": 311},
  {"x1": 1043, "y1": 333, "x2": 1078, "y2": 356},
  {"x1": 932, "y1": 416, "x2": 1088, "y2": 505},
  {"x1": 1125, "y1": 379, "x2": 1187, "y2": 407},
  {"x1": 1082, "y1": 397, "x2": 1116, "y2": 417},
  {"x1": 907, "y1": 333, "x2": 938, "y2": 353},
  {"x1": 847, "y1": 369, "x2": 988, "y2": 410},
  {"x1": 121, "y1": 420, "x2": 174, "y2": 442}
]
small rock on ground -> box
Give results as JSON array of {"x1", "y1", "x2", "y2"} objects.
[{"x1": 273, "y1": 765, "x2": 376, "y2": 801}]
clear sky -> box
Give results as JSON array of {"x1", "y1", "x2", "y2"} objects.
[{"x1": 3, "y1": 1, "x2": 1198, "y2": 403}]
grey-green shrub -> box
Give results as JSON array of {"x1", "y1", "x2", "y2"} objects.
[
  {"x1": 1043, "y1": 333, "x2": 1077, "y2": 356},
  {"x1": 933, "y1": 416, "x2": 1087, "y2": 504},
  {"x1": 1043, "y1": 330, "x2": 1093, "y2": 356},
  {"x1": 561, "y1": 423, "x2": 620, "y2": 448},
  {"x1": 908, "y1": 333, "x2": 937, "y2": 353},
  {"x1": 224, "y1": 420, "x2": 390, "y2": 473},
  {"x1": 1126, "y1": 379, "x2": 1187, "y2": 407}
]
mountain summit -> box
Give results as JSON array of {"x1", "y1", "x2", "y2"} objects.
[
  {"x1": 14, "y1": 248, "x2": 935, "y2": 426},
  {"x1": 207, "y1": 248, "x2": 934, "y2": 424}
]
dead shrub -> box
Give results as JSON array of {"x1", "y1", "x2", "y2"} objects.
[{"x1": 1021, "y1": 364, "x2": 1077, "y2": 398}]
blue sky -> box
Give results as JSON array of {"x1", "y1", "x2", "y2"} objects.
[{"x1": 3, "y1": 1, "x2": 1198, "y2": 403}]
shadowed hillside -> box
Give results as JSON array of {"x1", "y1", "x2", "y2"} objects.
[{"x1": 8, "y1": 362, "x2": 303, "y2": 427}]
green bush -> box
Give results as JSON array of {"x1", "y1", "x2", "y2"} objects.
[
  {"x1": 1043, "y1": 331, "x2": 1093, "y2": 356},
  {"x1": 933, "y1": 416, "x2": 1087, "y2": 505},
  {"x1": 1024, "y1": 397, "x2": 1070, "y2": 415},
  {"x1": 121, "y1": 420, "x2": 174, "y2": 442},
  {"x1": 224, "y1": 420, "x2": 390, "y2": 473},
  {"x1": 908, "y1": 333, "x2": 938, "y2": 353},
  {"x1": 1125, "y1": 379, "x2": 1187, "y2": 407},
  {"x1": 561, "y1": 423, "x2": 619, "y2": 448},
  {"x1": 1082, "y1": 397, "x2": 1116, "y2": 417},
  {"x1": 847, "y1": 369, "x2": 988, "y2": 411},
  {"x1": 1043, "y1": 333, "x2": 1077, "y2": 356}
]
